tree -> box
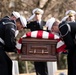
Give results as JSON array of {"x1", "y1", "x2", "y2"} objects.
[{"x1": 0, "y1": 0, "x2": 76, "y2": 20}]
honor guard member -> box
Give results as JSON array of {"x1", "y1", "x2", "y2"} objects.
[
  {"x1": 59, "y1": 21, "x2": 76, "y2": 75},
  {"x1": 27, "y1": 8, "x2": 48, "y2": 75},
  {"x1": 0, "y1": 12, "x2": 27, "y2": 75},
  {"x1": 27, "y1": 8, "x2": 46, "y2": 31},
  {"x1": 45, "y1": 17, "x2": 60, "y2": 75},
  {"x1": 61, "y1": 10, "x2": 76, "y2": 22}
]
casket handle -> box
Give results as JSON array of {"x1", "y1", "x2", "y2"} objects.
[
  {"x1": 34, "y1": 49, "x2": 36, "y2": 53},
  {"x1": 42, "y1": 49, "x2": 49, "y2": 54},
  {"x1": 42, "y1": 49, "x2": 44, "y2": 53}
]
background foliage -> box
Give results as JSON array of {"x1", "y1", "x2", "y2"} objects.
[{"x1": 0, "y1": 0, "x2": 76, "y2": 20}]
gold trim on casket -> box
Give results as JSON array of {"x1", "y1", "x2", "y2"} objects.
[{"x1": 19, "y1": 38, "x2": 57, "y2": 61}]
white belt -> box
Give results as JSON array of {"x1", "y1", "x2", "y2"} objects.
[{"x1": 0, "y1": 38, "x2": 5, "y2": 45}]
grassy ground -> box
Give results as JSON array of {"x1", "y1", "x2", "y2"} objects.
[
  {"x1": 54, "y1": 69, "x2": 67, "y2": 75},
  {"x1": 19, "y1": 69, "x2": 67, "y2": 75},
  {"x1": 19, "y1": 73, "x2": 36, "y2": 75}
]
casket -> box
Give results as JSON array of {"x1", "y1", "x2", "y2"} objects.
[{"x1": 19, "y1": 38, "x2": 58, "y2": 61}]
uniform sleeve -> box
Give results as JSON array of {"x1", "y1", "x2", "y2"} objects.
[{"x1": 4, "y1": 24, "x2": 16, "y2": 52}]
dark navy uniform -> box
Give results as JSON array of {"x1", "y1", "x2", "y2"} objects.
[
  {"x1": 27, "y1": 21, "x2": 48, "y2": 75},
  {"x1": 0, "y1": 16, "x2": 16, "y2": 75},
  {"x1": 59, "y1": 21, "x2": 76, "y2": 75},
  {"x1": 27, "y1": 21, "x2": 46, "y2": 31}
]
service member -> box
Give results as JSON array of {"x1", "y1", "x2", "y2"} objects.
[
  {"x1": 61, "y1": 10, "x2": 76, "y2": 22},
  {"x1": 0, "y1": 12, "x2": 27, "y2": 75},
  {"x1": 27, "y1": 8, "x2": 48, "y2": 75},
  {"x1": 59, "y1": 20, "x2": 76, "y2": 75}
]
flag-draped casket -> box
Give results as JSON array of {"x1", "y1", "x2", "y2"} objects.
[{"x1": 16, "y1": 31, "x2": 66, "y2": 61}]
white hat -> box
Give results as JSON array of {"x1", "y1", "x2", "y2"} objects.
[
  {"x1": 45, "y1": 17, "x2": 55, "y2": 30},
  {"x1": 20, "y1": 16, "x2": 27, "y2": 27},
  {"x1": 27, "y1": 8, "x2": 44, "y2": 22},
  {"x1": 32, "y1": 8, "x2": 44, "y2": 15},
  {"x1": 65, "y1": 10, "x2": 76, "y2": 16},
  {"x1": 12, "y1": 11, "x2": 20, "y2": 19}
]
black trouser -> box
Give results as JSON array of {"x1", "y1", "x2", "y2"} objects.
[
  {"x1": 34, "y1": 62, "x2": 48, "y2": 75},
  {"x1": 0, "y1": 47, "x2": 12, "y2": 75},
  {"x1": 63, "y1": 32, "x2": 76, "y2": 75},
  {"x1": 59, "y1": 22, "x2": 76, "y2": 75}
]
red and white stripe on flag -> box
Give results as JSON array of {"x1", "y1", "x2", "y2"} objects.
[
  {"x1": 26, "y1": 31, "x2": 59, "y2": 39},
  {"x1": 16, "y1": 31, "x2": 66, "y2": 54}
]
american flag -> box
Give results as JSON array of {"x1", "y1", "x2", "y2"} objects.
[{"x1": 16, "y1": 30, "x2": 66, "y2": 54}]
